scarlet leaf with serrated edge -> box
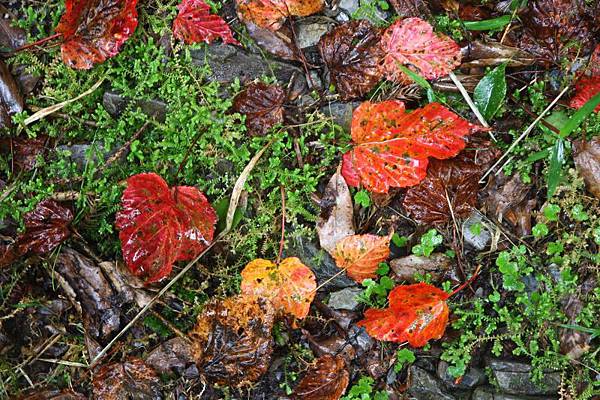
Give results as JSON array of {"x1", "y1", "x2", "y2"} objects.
[
  {"x1": 341, "y1": 100, "x2": 484, "y2": 193},
  {"x1": 116, "y1": 173, "x2": 216, "y2": 283},
  {"x1": 381, "y1": 17, "x2": 461, "y2": 83},
  {"x1": 291, "y1": 355, "x2": 349, "y2": 400},
  {"x1": 332, "y1": 234, "x2": 390, "y2": 283},
  {"x1": 173, "y1": 0, "x2": 239, "y2": 45},
  {"x1": 55, "y1": 0, "x2": 138, "y2": 69},
  {"x1": 241, "y1": 257, "x2": 316, "y2": 319},
  {"x1": 236, "y1": 0, "x2": 323, "y2": 31},
  {"x1": 357, "y1": 282, "x2": 449, "y2": 347},
  {"x1": 569, "y1": 45, "x2": 600, "y2": 112}
]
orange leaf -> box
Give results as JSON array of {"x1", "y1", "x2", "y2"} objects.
[
  {"x1": 240, "y1": 257, "x2": 316, "y2": 319},
  {"x1": 332, "y1": 234, "x2": 391, "y2": 283},
  {"x1": 357, "y1": 282, "x2": 449, "y2": 347},
  {"x1": 236, "y1": 0, "x2": 323, "y2": 31},
  {"x1": 341, "y1": 100, "x2": 485, "y2": 193}
]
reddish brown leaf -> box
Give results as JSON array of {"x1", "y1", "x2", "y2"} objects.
[
  {"x1": 19, "y1": 389, "x2": 86, "y2": 400},
  {"x1": 291, "y1": 354, "x2": 349, "y2": 400},
  {"x1": 232, "y1": 82, "x2": 285, "y2": 136},
  {"x1": 341, "y1": 100, "x2": 484, "y2": 193},
  {"x1": 246, "y1": 21, "x2": 301, "y2": 61},
  {"x1": 403, "y1": 158, "x2": 481, "y2": 225},
  {"x1": 357, "y1": 282, "x2": 449, "y2": 347},
  {"x1": 240, "y1": 257, "x2": 317, "y2": 319},
  {"x1": 173, "y1": 0, "x2": 239, "y2": 45},
  {"x1": 55, "y1": 0, "x2": 139, "y2": 69},
  {"x1": 573, "y1": 136, "x2": 600, "y2": 198},
  {"x1": 381, "y1": 18, "x2": 461, "y2": 83},
  {"x1": 18, "y1": 199, "x2": 73, "y2": 255},
  {"x1": 0, "y1": 59, "x2": 24, "y2": 128},
  {"x1": 92, "y1": 358, "x2": 161, "y2": 400},
  {"x1": 115, "y1": 173, "x2": 216, "y2": 283},
  {"x1": 332, "y1": 234, "x2": 391, "y2": 283},
  {"x1": 389, "y1": 0, "x2": 431, "y2": 18},
  {"x1": 0, "y1": 136, "x2": 47, "y2": 172},
  {"x1": 236, "y1": 0, "x2": 323, "y2": 31},
  {"x1": 318, "y1": 20, "x2": 384, "y2": 101},
  {"x1": 190, "y1": 295, "x2": 275, "y2": 386}
]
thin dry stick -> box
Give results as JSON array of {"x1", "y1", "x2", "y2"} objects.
[
  {"x1": 89, "y1": 141, "x2": 273, "y2": 367},
  {"x1": 480, "y1": 85, "x2": 570, "y2": 183},
  {"x1": 277, "y1": 186, "x2": 286, "y2": 264},
  {"x1": 150, "y1": 309, "x2": 191, "y2": 342},
  {"x1": 7, "y1": 32, "x2": 62, "y2": 55},
  {"x1": 448, "y1": 72, "x2": 494, "y2": 140}
]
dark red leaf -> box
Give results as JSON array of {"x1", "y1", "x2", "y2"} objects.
[
  {"x1": 0, "y1": 136, "x2": 47, "y2": 172},
  {"x1": 318, "y1": 20, "x2": 383, "y2": 101},
  {"x1": 18, "y1": 199, "x2": 73, "y2": 255},
  {"x1": 232, "y1": 82, "x2": 285, "y2": 136},
  {"x1": 173, "y1": 0, "x2": 239, "y2": 45},
  {"x1": 92, "y1": 358, "x2": 161, "y2": 400},
  {"x1": 55, "y1": 0, "x2": 139, "y2": 69},
  {"x1": 116, "y1": 173, "x2": 216, "y2": 283},
  {"x1": 291, "y1": 354, "x2": 349, "y2": 400}
]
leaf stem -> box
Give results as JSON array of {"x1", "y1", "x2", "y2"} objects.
[{"x1": 7, "y1": 33, "x2": 62, "y2": 56}]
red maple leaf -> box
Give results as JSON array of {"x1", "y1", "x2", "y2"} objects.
[
  {"x1": 116, "y1": 173, "x2": 216, "y2": 283},
  {"x1": 357, "y1": 282, "x2": 449, "y2": 347},
  {"x1": 381, "y1": 17, "x2": 461, "y2": 83},
  {"x1": 569, "y1": 45, "x2": 600, "y2": 112},
  {"x1": 173, "y1": 0, "x2": 239, "y2": 45},
  {"x1": 341, "y1": 100, "x2": 484, "y2": 193},
  {"x1": 55, "y1": 0, "x2": 139, "y2": 69}
]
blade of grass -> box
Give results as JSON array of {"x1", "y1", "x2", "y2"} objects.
[
  {"x1": 464, "y1": 15, "x2": 512, "y2": 31},
  {"x1": 559, "y1": 91, "x2": 600, "y2": 139}
]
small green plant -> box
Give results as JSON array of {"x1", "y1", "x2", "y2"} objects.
[
  {"x1": 357, "y1": 263, "x2": 394, "y2": 308},
  {"x1": 412, "y1": 229, "x2": 443, "y2": 257},
  {"x1": 393, "y1": 348, "x2": 416, "y2": 373},
  {"x1": 355, "y1": 190, "x2": 371, "y2": 207},
  {"x1": 351, "y1": 0, "x2": 391, "y2": 28},
  {"x1": 341, "y1": 376, "x2": 389, "y2": 400}
]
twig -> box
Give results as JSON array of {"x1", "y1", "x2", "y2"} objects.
[
  {"x1": 105, "y1": 122, "x2": 149, "y2": 167},
  {"x1": 28, "y1": 106, "x2": 99, "y2": 128},
  {"x1": 149, "y1": 309, "x2": 191, "y2": 343},
  {"x1": 6, "y1": 33, "x2": 62, "y2": 56},
  {"x1": 173, "y1": 128, "x2": 204, "y2": 186},
  {"x1": 277, "y1": 186, "x2": 286, "y2": 264},
  {"x1": 480, "y1": 85, "x2": 570, "y2": 183},
  {"x1": 449, "y1": 265, "x2": 481, "y2": 297},
  {"x1": 448, "y1": 72, "x2": 494, "y2": 140}
]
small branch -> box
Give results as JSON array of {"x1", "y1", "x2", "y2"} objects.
[{"x1": 6, "y1": 33, "x2": 62, "y2": 56}]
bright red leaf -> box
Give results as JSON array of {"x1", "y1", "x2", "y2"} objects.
[
  {"x1": 332, "y1": 234, "x2": 391, "y2": 283},
  {"x1": 569, "y1": 45, "x2": 600, "y2": 112},
  {"x1": 381, "y1": 17, "x2": 461, "y2": 83},
  {"x1": 173, "y1": 0, "x2": 239, "y2": 45},
  {"x1": 357, "y1": 282, "x2": 449, "y2": 347},
  {"x1": 341, "y1": 100, "x2": 484, "y2": 193},
  {"x1": 236, "y1": 0, "x2": 324, "y2": 31},
  {"x1": 55, "y1": 0, "x2": 138, "y2": 69},
  {"x1": 115, "y1": 173, "x2": 216, "y2": 283}
]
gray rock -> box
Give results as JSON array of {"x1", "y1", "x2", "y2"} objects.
[
  {"x1": 328, "y1": 287, "x2": 362, "y2": 310},
  {"x1": 294, "y1": 17, "x2": 335, "y2": 49},
  {"x1": 57, "y1": 143, "x2": 120, "y2": 171},
  {"x1": 337, "y1": 0, "x2": 360, "y2": 15},
  {"x1": 471, "y1": 387, "x2": 552, "y2": 400},
  {"x1": 487, "y1": 359, "x2": 560, "y2": 396},
  {"x1": 462, "y1": 211, "x2": 491, "y2": 251},
  {"x1": 103, "y1": 91, "x2": 167, "y2": 122},
  {"x1": 408, "y1": 366, "x2": 456, "y2": 400},
  {"x1": 437, "y1": 361, "x2": 485, "y2": 389},
  {"x1": 320, "y1": 101, "x2": 361, "y2": 132}
]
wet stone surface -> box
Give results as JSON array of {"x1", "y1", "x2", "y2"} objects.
[
  {"x1": 486, "y1": 359, "x2": 561, "y2": 396},
  {"x1": 327, "y1": 287, "x2": 362, "y2": 310}
]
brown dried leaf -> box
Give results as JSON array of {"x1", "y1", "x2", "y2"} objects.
[
  {"x1": 232, "y1": 82, "x2": 285, "y2": 136},
  {"x1": 92, "y1": 358, "x2": 161, "y2": 400},
  {"x1": 573, "y1": 136, "x2": 600, "y2": 198},
  {"x1": 291, "y1": 354, "x2": 349, "y2": 400},
  {"x1": 19, "y1": 389, "x2": 86, "y2": 400},
  {"x1": 0, "y1": 5, "x2": 27, "y2": 50},
  {"x1": 189, "y1": 295, "x2": 275, "y2": 386},
  {"x1": 485, "y1": 173, "x2": 536, "y2": 235},
  {"x1": 388, "y1": 0, "x2": 430, "y2": 17},
  {"x1": 146, "y1": 337, "x2": 196, "y2": 376},
  {"x1": 318, "y1": 20, "x2": 383, "y2": 101},
  {"x1": 316, "y1": 168, "x2": 355, "y2": 255},
  {"x1": 0, "y1": 136, "x2": 47, "y2": 172},
  {"x1": 17, "y1": 199, "x2": 73, "y2": 255},
  {"x1": 245, "y1": 21, "x2": 301, "y2": 61},
  {"x1": 403, "y1": 158, "x2": 481, "y2": 225}
]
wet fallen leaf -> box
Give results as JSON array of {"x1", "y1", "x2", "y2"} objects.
[
  {"x1": 92, "y1": 358, "x2": 161, "y2": 400},
  {"x1": 55, "y1": 0, "x2": 139, "y2": 69},
  {"x1": 358, "y1": 282, "x2": 449, "y2": 347},
  {"x1": 341, "y1": 100, "x2": 484, "y2": 193},
  {"x1": 381, "y1": 17, "x2": 461, "y2": 83},
  {"x1": 316, "y1": 168, "x2": 355, "y2": 255},
  {"x1": 291, "y1": 354, "x2": 349, "y2": 400},
  {"x1": 189, "y1": 295, "x2": 275, "y2": 386},
  {"x1": 232, "y1": 82, "x2": 285, "y2": 136},
  {"x1": 19, "y1": 389, "x2": 86, "y2": 400},
  {"x1": 246, "y1": 21, "x2": 301, "y2": 61},
  {"x1": 332, "y1": 234, "x2": 391, "y2": 283},
  {"x1": 461, "y1": 41, "x2": 535, "y2": 68},
  {"x1": 116, "y1": 173, "x2": 216, "y2": 283},
  {"x1": 240, "y1": 257, "x2": 316, "y2": 319},
  {"x1": 573, "y1": 136, "x2": 600, "y2": 198},
  {"x1": 146, "y1": 337, "x2": 196, "y2": 376},
  {"x1": 0, "y1": 136, "x2": 47, "y2": 172},
  {"x1": 403, "y1": 158, "x2": 481, "y2": 225},
  {"x1": 173, "y1": 0, "x2": 239, "y2": 45},
  {"x1": 485, "y1": 173, "x2": 536, "y2": 236},
  {"x1": 236, "y1": 0, "x2": 323, "y2": 31},
  {"x1": 18, "y1": 199, "x2": 73, "y2": 255},
  {"x1": 388, "y1": 0, "x2": 431, "y2": 18},
  {"x1": 569, "y1": 45, "x2": 600, "y2": 112},
  {"x1": 318, "y1": 20, "x2": 383, "y2": 101},
  {"x1": 0, "y1": 59, "x2": 24, "y2": 128},
  {"x1": 390, "y1": 253, "x2": 452, "y2": 283},
  {"x1": 0, "y1": 5, "x2": 27, "y2": 50}
]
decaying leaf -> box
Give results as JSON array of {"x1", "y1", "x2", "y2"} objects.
[
  {"x1": 19, "y1": 389, "x2": 86, "y2": 400},
  {"x1": 381, "y1": 17, "x2": 461, "y2": 83},
  {"x1": 146, "y1": 337, "x2": 196, "y2": 376},
  {"x1": 403, "y1": 158, "x2": 481, "y2": 225},
  {"x1": 116, "y1": 173, "x2": 216, "y2": 283},
  {"x1": 18, "y1": 199, "x2": 73, "y2": 255},
  {"x1": 573, "y1": 136, "x2": 600, "y2": 198},
  {"x1": 173, "y1": 0, "x2": 239, "y2": 45},
  {"x1": 569, "y1": 45, "x2": 600, "y2": 112},
  {"x1": 391, "y1": 253, "x2": 453, "y2": 283},
  {"x1": 241, "y1": 257, "x2": 316, "y2": 319},
  {"x1": 0, "y1": 5, "x2": 27, "y2": 50},
  {"x1": 0, "y1": 59, "x2": 24, "y2": 128},
  {"x1": 332, "y1": 234, "x2": 390, "y2": 283},
  {"x1": 190, "y1": 295, "x2": 275, "y2": 386},
  {"x1": 519, "y1": 0, "x2": 596, "y2": 65},
  {"x1": 291, "y1": 354, "x2": 350, "y2": 400},
  {"x1": 0, "y1": 136, "x2": 47, "y2": 173},
  {"x1": 92, "y1": 358, "x2": 161, "y2": 400},
  {"x1": 485, "y1": 173, "x2": 536, "y2": 236},
  {"x1": 55, "y1": 0, "x2": 139, "y2": 69},
  {"x1": 318, "y1": 20, "x2": 383, "y2": 101},
  {"x1": 341, "y1": 100, "x2": 484, "y2": 193},
  {"x1": 389, "y1": 0, "x2": 431, "y2": 18},
  {"x1": 232, "y1": 82, "x2": 285, "y2": 136},
  {"x1": 246, "y1": 21, "x2": 301, "y2": 61},
  {"x1": 236, "y1": 0, "x2": 324, "y2": 31},
  {"x1": 316, "y1": 168, "x2": 355, "y2": 255},
  {"x1": 358, "y1": 282, "x2": 449, "y2": 347}
]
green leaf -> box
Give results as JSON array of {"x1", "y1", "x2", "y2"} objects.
[
  {"x1": 559, "y1": 91, "x2": 600, "y2": 138},
  {"x1": 474, "y1": 63, "x2": 507, "y2": 120},
  {"x1": 397, "y1": 64, "x2": 431, "y2": 90},
  {"x1": 354, "y1": 189, "x2": 371, "y2": 207},
  {"x1": 214, "y1": 197, "x2": 245, "y2": 232},
  {"x1": 547, "y1": 139, "x2": 565, "y2": 199},
  {"x1": 463, "y1": 15, "x2": 512, "y2": 31},
  {"x1": 532, "y1": 223, "x2": 548, "y2": 238},
  {"x1": 543, "y1": 204, "x2": 560, "y2": 221}
]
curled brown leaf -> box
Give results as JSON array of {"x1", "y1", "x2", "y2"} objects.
[
  {"x1": 232, "y1": 82, "x2": 285, "y2": 136},
  {"x1": 291, "y1": 354, "x2": 349, "y2": 400}
]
